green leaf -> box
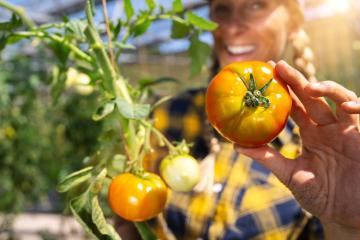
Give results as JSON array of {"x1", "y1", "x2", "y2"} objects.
[
  {"x1": 186, "y1": 12, "x2": 218, "y2": 31},
  {"x1": 0, "y1": 35, "x2": 8, "y2": 52},
  {"x1": 57, "y1": 167, "x2": 93, "y2": 193},
  {"x1": 69, "y1": 169, "x2": 121, "y2": 240},
  {"x1": 69, "y1": 192, "x2": 121, "y2": 240},
  {"x1": 66, "y1": 20, "x2": 87, "y2": 40},
  {"x1": 115, "y1": 98, "x2": 151, "y2": 119},
  {"x1": 189, "y1": 35, "x2": 212, "y2": 78},
  {"x1": 134, "y1": 222, "x2": 157, "y2": 240},
  {"x1": 171, "y1": 20, "x2": 190, "y2": 39},
  {"x1": 124, "y1": 0, "x2": 134, "y2": 21},
  {"x1": 48, "y1": 36, "x2": 70, "y2": 66},
  {"x1": 0, "y1": 14, "x2": 22, "y2": 31},
  {"x1": 91, "y1": 195, "x2": 120, "y2": 239},
  {"x1": 114, "y1": 42, "x2": 136, "y2": 50},
  {"x1": 132, "y1": 19, "x2": 151, "y2": 37},
  {"x1": 92, "y1": 102, "x2": 115, "y2": 121},
  {"x1": 111, "y1": 21, "x2": 122, "y2": 40},
  {"x1": 172, "y1": 0, "x2": 183, "y2": 13},
  {"x1": 145, "y1": 0, "x2": 156, "y2": 11},
  {"x1": 90, "y1": 168, "x2": 107, "y2": 194}
]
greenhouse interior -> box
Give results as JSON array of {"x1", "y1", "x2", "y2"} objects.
[{"x1": 1, "y1": 0, "x2": 360, "y2": 239}]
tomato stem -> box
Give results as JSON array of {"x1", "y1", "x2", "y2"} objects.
[{"x1": 236, "y1": 72, "x2": 273, "y2": 109}]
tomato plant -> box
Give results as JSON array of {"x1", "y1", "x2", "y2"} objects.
[
  {"x1": 0, "y1": 0, "x2": 218, "y2": 238},
  {"x1": 108, "y1": 172, "x2": 168, "y2": 222},
  {"x1": 206, "y1": 61, "x2": 292, "y2": 147},
  {"x1": 160, "y1": 154, "x2": 200, "y2": 192}
]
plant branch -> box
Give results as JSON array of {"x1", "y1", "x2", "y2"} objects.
[
  {"x1": 140, "y1": 119, "x2": 176, "y2": 152},
  {"x1": 13, "y1": 31, "x2": 92, "y2": 62},
  {"x1": 115, "y1": 14, "x2": 187, "y2": 61},
  {"x1": 85, "y1": 5, "x2": 116, "y2": 95},
  {"x1": 0, "y1": 0, "x2": 35, "y2": 29},
  {"x1": 101, "y1": 0, "x2": 116, "y2": 68},
  {"x1": 85, "y1": 0, "x2": 138, "y2": 167}
]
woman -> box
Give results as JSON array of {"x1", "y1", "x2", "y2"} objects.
[{"x1": 151, "y1": 0, "x2": 360, "y2": 239}]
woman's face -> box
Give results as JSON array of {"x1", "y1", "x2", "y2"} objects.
[{"x1": 210, "y1": 0, "x2": 298, "y2": 68}]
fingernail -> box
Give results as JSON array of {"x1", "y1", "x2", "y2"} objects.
[
  {"x1": 277, "y1": 60, "x2": 286, "y2": 65},
  {"x1": 268, "y1": 60, "x2": 276, "y2": 67},
  {"x1": 275, "y1": 60, "x2": 288, "y2": 77}
]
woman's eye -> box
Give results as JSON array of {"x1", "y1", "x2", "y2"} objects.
[{"x1": 247, "y1": 0, "x2": 267, "y2": 11}]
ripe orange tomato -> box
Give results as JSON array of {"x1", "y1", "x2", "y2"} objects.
[
  {"x1": 108, "y1": 172, "x2": 167, "y2": 222},
  {"x1": 206, "y1": 61, "x2": 292, "y2": 147}
]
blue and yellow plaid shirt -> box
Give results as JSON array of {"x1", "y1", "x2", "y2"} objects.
[{"x1": 150, "y1": 88, "x2": 324, "y2": 240}]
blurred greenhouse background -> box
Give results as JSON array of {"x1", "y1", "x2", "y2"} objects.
[{"x1": 0, "y1": 0, "x2": 360, "y2": 239}]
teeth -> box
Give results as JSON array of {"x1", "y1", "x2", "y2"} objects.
[{"x1": 227, "y1": 45, "x2": 255, "y2": 55}]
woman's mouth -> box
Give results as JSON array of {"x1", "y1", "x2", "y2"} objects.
[{"x1": 224, "y1": 44, "x2": 256, "y2": 62}]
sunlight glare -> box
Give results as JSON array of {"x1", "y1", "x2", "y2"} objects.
[{"x1": 328, "y1": 0, "x2": 349, "y2": 13}]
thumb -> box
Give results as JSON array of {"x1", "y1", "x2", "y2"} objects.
[{"x1": 234, "y1": 144, "x2": 295, "y2": 186}]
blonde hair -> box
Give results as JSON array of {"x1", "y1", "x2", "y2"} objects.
[
  {"x1": 286, "y1": 0, "x2": 317, "y2": 82},
  {"x1": 290, "y1": 29, "x2": 317, "y2": 82}
]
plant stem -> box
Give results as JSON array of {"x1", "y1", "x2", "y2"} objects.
[
  {"x1": 13, "y1": 31, "x2": 92, "y2": 62},
  {"x1": 84, "y1": 26, "x2": 116, "y2": 94},
  {"x1": 0, "y1": 0, "x2": 35, "y2": 29},
  {"x1": 115, "y1": 29, "x2": 131, "y2": 61},
  {"x1": 101, "y1": 0, "x2": 116, "y2": 68},
  {"x1": 114, "y1": 14, "x2": 187, "y2": 62},
  {"x1": 85, "y1": 0, "x2": 138, "y2": 167},
  {"x1": 140, "y1": 119, "x2": 176, "y2": 152},
  {"x1": 134, "y1": 222, "x2": 158, "y2": 240}
]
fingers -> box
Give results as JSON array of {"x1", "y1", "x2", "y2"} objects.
[
  {"x1": 234, "y1": 144, "x2": 295, "y2": 186},
  {"x1": 305, "y1": 81, "x2": 358, "y2": 124},
  {"x1": 341, "y1": 99, "x2": 360, "y2": 114},
  {"x1": 289, "y1": 89, "x2": 315, "y2": 129},
  {"x1": 275, "y1": 61, "x2": 336, "y2": 125},
  {"x1": 267, "y1": 60, "x2": 276, "y2": 67}
]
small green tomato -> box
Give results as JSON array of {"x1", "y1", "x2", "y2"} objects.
[{"x1": 160, "y1": 154, "x2": 200, "y2": 192}]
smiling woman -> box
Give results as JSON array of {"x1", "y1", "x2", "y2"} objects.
[
  {"x1": 210, "y1": 0, "x2": 300, "y2": 64},
  {"x1": 149, "y1": 0, "x2": 360, "y2": 239}
]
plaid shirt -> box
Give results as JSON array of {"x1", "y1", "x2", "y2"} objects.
[{"x1": 150, "y1": 88, "x2": 324, "y2": 240}]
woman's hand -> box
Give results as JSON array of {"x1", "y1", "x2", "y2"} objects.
[{"x1": 234, "y1": 61, "x2": 360, "y2": 237}]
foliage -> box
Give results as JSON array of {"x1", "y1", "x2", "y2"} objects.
[
  {"x1": 0, "y1": 53, "x2": 103, "y2": 213},
  {"x1": 0, "y1": 0, "x2": 218, "y2": 239}
]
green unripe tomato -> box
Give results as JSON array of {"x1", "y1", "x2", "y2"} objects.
[{"x1": 160, "y1": 154, "x2": 200, "y2": 192}]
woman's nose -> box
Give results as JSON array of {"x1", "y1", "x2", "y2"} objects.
[{"x1": 222, "y1": 16, "x2": 249, "y2": 34}]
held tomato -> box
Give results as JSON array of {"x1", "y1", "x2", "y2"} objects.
[
  {"x1": 160, "y1": 154, "x2": 200, "y2": 192},
  {"x1": 206, "y1": 61, "x2": 292, "y2": 147},
  {"x1": 108, "y1": 172, "x2": 167, "y2": 222}
]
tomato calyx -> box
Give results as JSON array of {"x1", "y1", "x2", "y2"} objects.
[{"x1": 236, "y1": 72, "x2": 273, "y2": 108}]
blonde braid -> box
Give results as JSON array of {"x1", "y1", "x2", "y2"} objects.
[{"x1": 290, "y1": 29, "x2": 318, "y2": 82}]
